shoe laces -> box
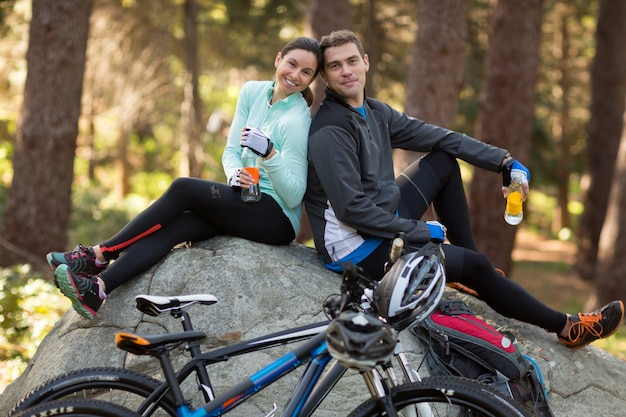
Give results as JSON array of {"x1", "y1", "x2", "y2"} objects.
[
  {"x1": 567, "y1": 311, "x2": 604, "y2": 342},
  {"x1": 74, "y1": 244, "x2": 93, "y2": 257}
]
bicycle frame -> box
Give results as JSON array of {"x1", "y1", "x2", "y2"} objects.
[
  {"x1": 121, "y1": 330, "x2": 397, "y2": 417},
  {"x1": 138, "y1": 318, "x2": 332, "y2": 412}
]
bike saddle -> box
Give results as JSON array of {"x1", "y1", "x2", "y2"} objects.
[
  {"x1": 135, "y1": 294, "x2": 218, "y2": 317},
  {"x1": 116, "y1": 330, "x2": 207, "y2": 356}
]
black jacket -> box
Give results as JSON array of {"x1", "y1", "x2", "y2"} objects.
[{"x1": 305, "y1": 89, "x2": 508, "y2": 265}]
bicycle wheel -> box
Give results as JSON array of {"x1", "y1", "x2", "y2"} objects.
[
  {"x1": 348, "y1": 376, "x2": 532, "y2": 417},
  {"x1": 9, "y1": 367, "x2": 177, "y2": 417},
  {"x1": 12, "y1": 398, "x2": 140, "y2": 417}
]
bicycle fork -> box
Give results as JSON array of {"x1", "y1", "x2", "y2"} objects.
[
  {"x1": 377, "y1": 342, "x2": 434, "y2": 417},
  {"x1": 361, "y1": 369, "x2": 400, "y2": 417}
]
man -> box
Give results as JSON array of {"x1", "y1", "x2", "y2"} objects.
[{"x1": 305, "y1": 29, "x2": 623, "y2": 349}]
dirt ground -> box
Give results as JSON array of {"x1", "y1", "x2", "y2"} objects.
[
  {"x1": 509, "y1": 229, "x2": 626, "y2": 360},
  {"x1": 510, "y1": 229, "x2": 591, "y2": 314}
]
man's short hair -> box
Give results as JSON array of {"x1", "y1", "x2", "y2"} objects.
[{"x1": 319, "y1": 29, "x2": 365, "y2": 58}]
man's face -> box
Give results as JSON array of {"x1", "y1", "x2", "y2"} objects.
[{"x1": 321, "y1": 42, "x2": 369, "y2": 108}]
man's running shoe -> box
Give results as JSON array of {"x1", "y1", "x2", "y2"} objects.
[
  {"x1": 54, "y1": 264, "x2": 105, "y2": 320},
  {"x1": 46, "y1": 244, "x2": 107, "y2": 276},
  {"x1": 558, "y1": 300, "x2": 624, "y2": 349}
]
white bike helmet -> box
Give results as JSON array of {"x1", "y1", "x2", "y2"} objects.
[
  {"x1": 325, "y1": 311, "x2": 398, "y2": 371},
  {"x1": 374, "y1": 242, "x2": 446, "y2": 331}
]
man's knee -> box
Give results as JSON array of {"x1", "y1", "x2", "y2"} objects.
[{"x1": 421, "y1": 151, "x2": 459, "y2": 173}]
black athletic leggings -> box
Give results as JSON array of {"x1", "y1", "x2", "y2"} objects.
[
  {"x1": 97, "y1": 177, "x2": 295, "y2": 292},
  {"x1": 358, "y1": 151, "x2": 567, "y2": 334}
]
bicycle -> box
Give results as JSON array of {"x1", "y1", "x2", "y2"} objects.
[
  {"x1": 10, "y1": 293, "x2": 330, "y2": 417},
  {"x1": 12, "y1": 241, "x2": 531, "y2": 417}
]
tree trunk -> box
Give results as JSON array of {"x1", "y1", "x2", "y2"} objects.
[
  {"x1": 556, "y1": 9, "x2": 572, "y2": 232},
  {"x1": 0, "y1": 0, "x2": 92, "y2": 269},
  {"x1": 180, "y1": 0, "x2": 204, "y2": 178},
  {"x1": 298, "y1": 0, "x2": 352, "y2": 244},
  {"x1": 116, "y1": 125, "x2": 131, "y2": 197},
  {"x1": 592, "y1": 114, "x2": 626, "y2": 308},
  {"x1": 576, "y1": 0, "x2": 626, "y2": 282},
  {"x1": 305, "y1": 0, "x2": 353, "y2": 115},
  {"x1": 470, "y1": 0, "x2": 543, "y2": 275},
  {"x1": 394, "y1": 0, "x2": 469, "y2": 176},
  {"x1": 362, "y1": 0, "x2": 383, "y2": 99}
]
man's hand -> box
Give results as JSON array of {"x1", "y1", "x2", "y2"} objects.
[
  {"x1": 501, "y1": 158, "x2": 530, "y2": 199},
  {"x1": 426, "y1": 220, "x2": 447, "y2": 243}
]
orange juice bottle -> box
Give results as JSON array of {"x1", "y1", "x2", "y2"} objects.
[
  {"x1": 504, "y1": 173, "x2": 523, "y2": 225},
  {"x1": 241, "y1": 148, "x2": 261, "y2": 202}
]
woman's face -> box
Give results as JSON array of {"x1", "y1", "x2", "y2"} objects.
[{"x1": 272, "y1": 48, "x2": 318, "y2": 101}]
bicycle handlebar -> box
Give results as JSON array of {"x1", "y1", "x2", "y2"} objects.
[{"x1": 389, "y1": 237, "x2": 405, "y2": 263}]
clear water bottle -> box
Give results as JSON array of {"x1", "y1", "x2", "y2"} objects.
[
  {"x1": 504, "y1": 172, "x2": 523, "y2": 225},
  {"x1": 241, "y1": 147, "x2": 261, "y2": 202}
]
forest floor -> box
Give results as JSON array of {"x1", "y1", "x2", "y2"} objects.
[
  {"x1": 510, "y1": 229, "x2": 626, "y2": 360},
  {"x1": 511, "y1": 229, "x2": 588, "y2": 313}
]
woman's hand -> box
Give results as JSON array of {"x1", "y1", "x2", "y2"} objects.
[
  {"x1": 241, "y1": 127, "x2": 274, "y2": 158},
  {"x1": 238, "y1": 168, "x2": 257, "y2": 189},
  {"x1": 228, "y1": 168, "x2": 261, "y2": 189}
]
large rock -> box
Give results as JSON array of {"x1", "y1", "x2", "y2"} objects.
[{"x1": 2, "y1": 236, "x2": 625, "y2": 416}]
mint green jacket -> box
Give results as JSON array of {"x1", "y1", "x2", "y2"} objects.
[{"x1": 222, "y1": 80, "x2": 311, "y2": 233}]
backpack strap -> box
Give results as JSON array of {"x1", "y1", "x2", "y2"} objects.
[
  {"x1": 437, "y1": 299, "x2": 474, "y2": 316},
  {"x1": 524, "y1": 355, "x2": 555, "y2": 417}
]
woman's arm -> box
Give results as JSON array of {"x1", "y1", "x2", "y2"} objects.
[
  {"x1": 222, "y1": 84, "x2": 252, "y2": 179},
  {"x1": 262, "y1": 112, "x2": 309, "y2": 208}
]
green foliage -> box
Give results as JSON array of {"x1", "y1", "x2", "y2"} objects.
[
  {"x1": 0, "y1": 181, "x2": 6, "y2": 226},
  {"x1": 533, "y1": 0, "x2": 597, "y2": 183},
  {"x1": 0, "y1": 264, "x2": 70, "y2": 390},
  {"x1": 215, "y1": 0, "x2": 308, "y2": 70},
  {"x1": 0, "y1": 126, "x2": 13, "y2": 185},
  {"x1": 68, "y1": 186, "x2": 156, "y2": 249},
  {"x1": 0, "y1": 0, "x2": 19, "y2": 35},
  {"x1": 595, "y1": 327, "x2": 626, "y2": 361}
]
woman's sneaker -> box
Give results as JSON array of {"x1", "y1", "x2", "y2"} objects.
[
  {"x1": 54, "y1": 264, "x2": 106, "y2": 320},
  {"x1": 46, "y1": 244, "x2": 107, "y2": 276},
  {"x1": 558, "y1": 300, "x2": 624, "y2": 349}
]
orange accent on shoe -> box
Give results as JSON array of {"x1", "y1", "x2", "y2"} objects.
[{"x1": 559, "y1": 300, "x2": 624, "y2": 350}]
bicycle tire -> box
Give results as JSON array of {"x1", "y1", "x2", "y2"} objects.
[
  {"x1": 9, "y1": 367, "x2": 177, "y2": 417},
  {"x1": 11, "y1": 398, "x2": 140, "y2": 417},
  {"x1": 348, "y1": 376, "x2": 532, "y2": 417}
]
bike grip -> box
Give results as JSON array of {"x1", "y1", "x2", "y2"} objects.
[
  {"x1": 390, "y1": 237, "x2": 404, "y2": 263},
  {"x1": 343, "y1": 261, "x2": 358, "y2": 281}
]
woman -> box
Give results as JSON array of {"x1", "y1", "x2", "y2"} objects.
[{"x1": 47, "y1": 37, "x2": 322, "y2": 320}]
